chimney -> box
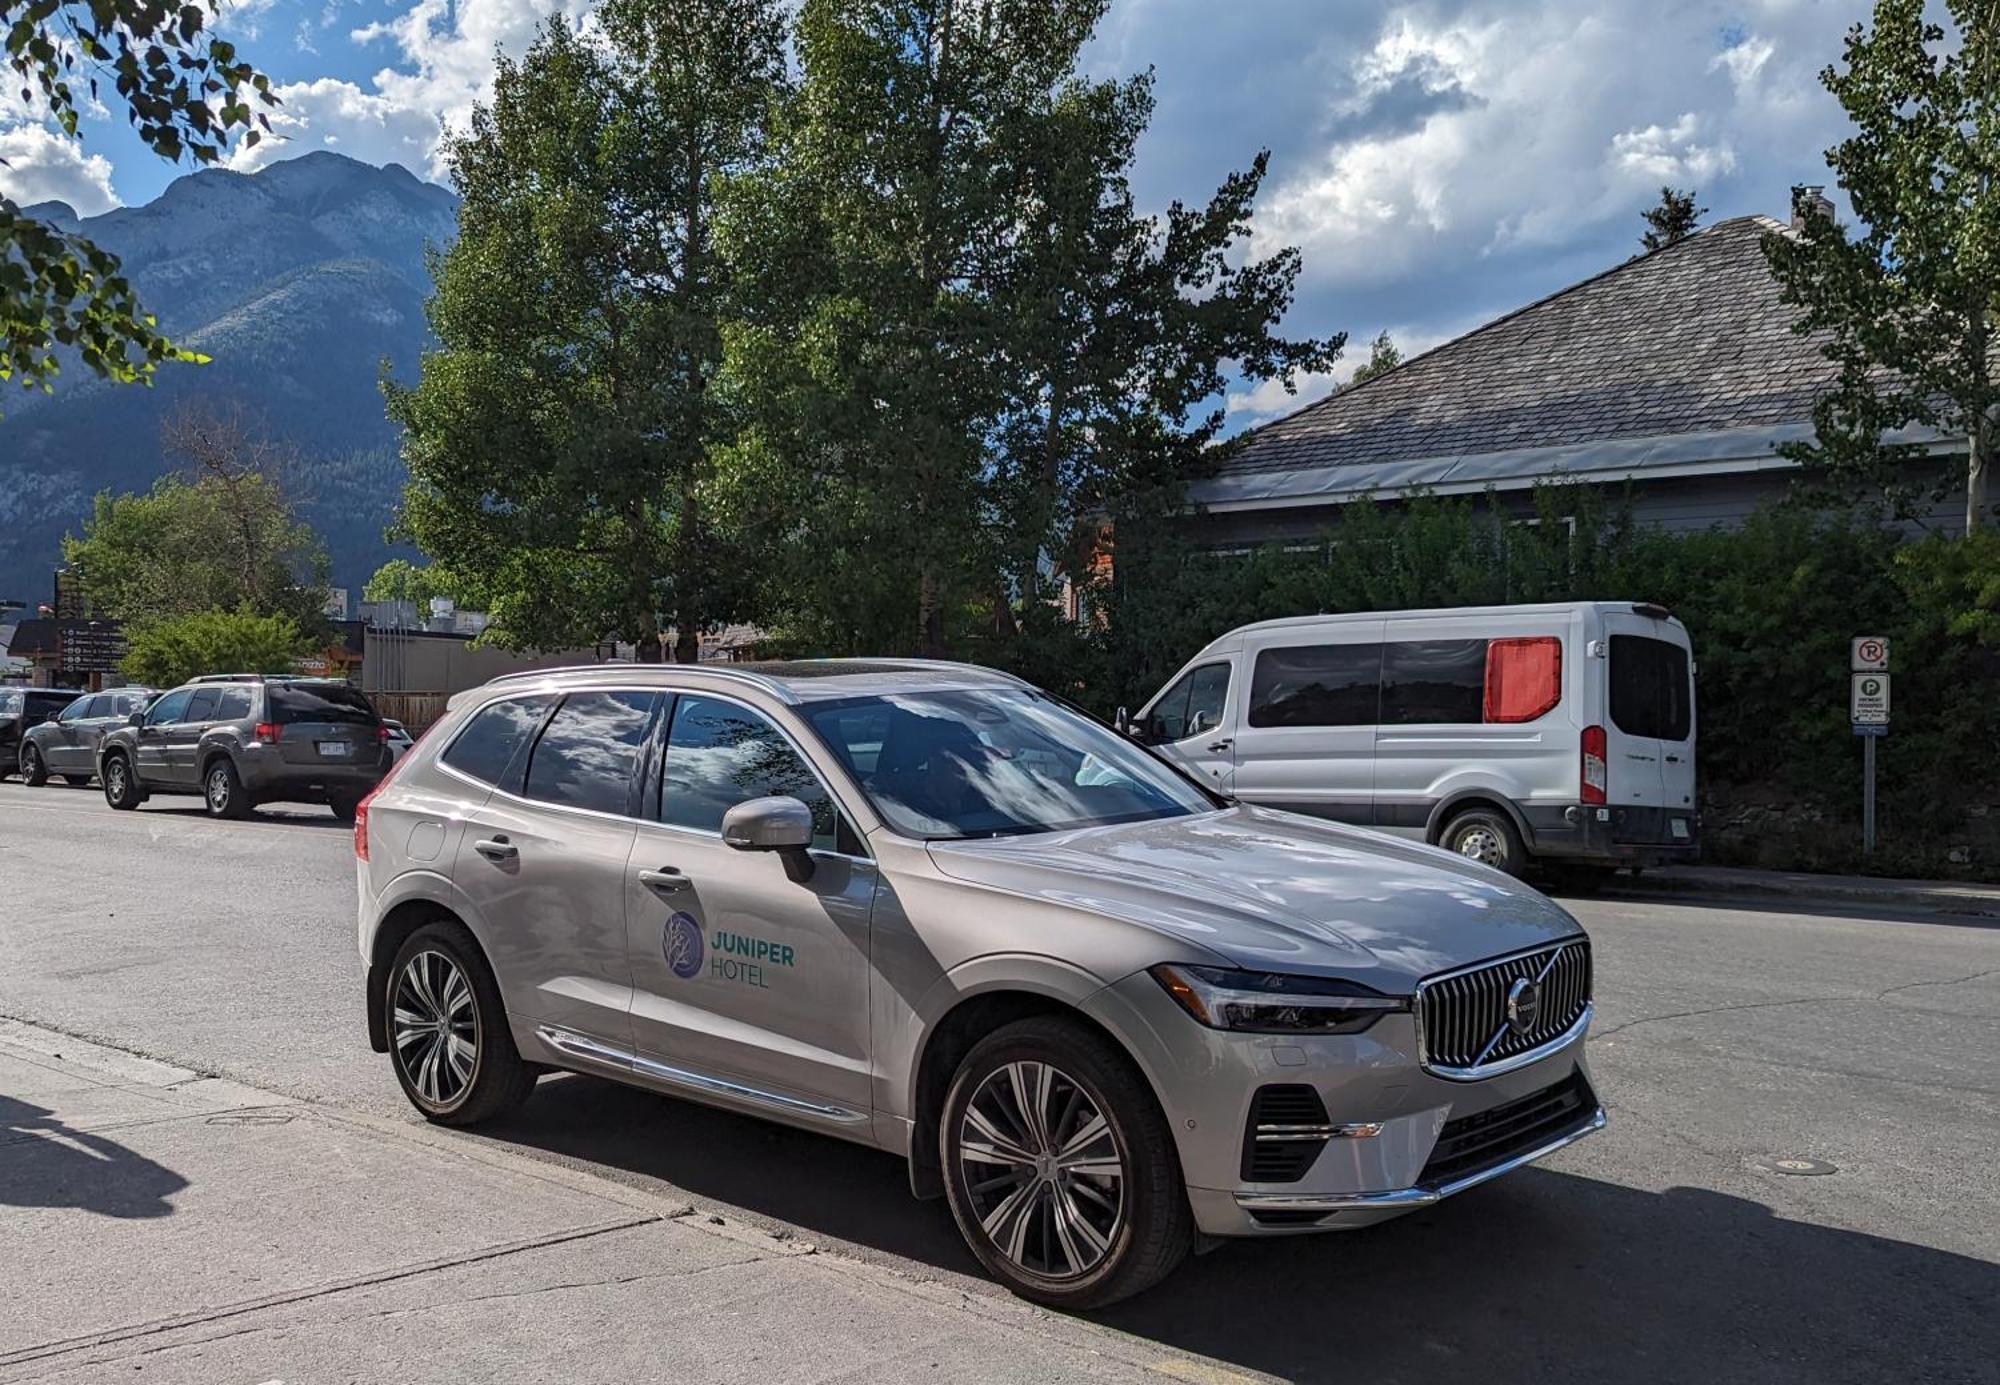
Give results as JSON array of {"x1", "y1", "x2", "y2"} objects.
[{"x1": 1790, "y1": 184, "x2": 1835, "y2": 233}]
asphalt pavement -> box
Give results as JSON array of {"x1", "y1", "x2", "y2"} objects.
[{"x1": 1, "y1": 778, "x2": 1996, "y2": 1383}]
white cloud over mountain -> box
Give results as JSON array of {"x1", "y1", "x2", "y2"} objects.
[{"x1": 0, "y1": 124, "x2": 120, "y2": 214}]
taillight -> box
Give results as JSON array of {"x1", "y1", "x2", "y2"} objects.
[
  {"x1": 356, "y1": 722, "x2": 426, "y2": 860},
  {"x1": 376, "y1": 724, "x2": 391, "y2": 741},
  {"x1": 1581, "y1": 725, "x2": 1608, "y2": 805},
  {"x1": 254, "y1": 722, "x2": 282, "y2": 744}
]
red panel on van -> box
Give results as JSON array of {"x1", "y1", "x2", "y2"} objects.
[{"x1": 1483, "y1": 637, "x2": 1561, "y2": 722}]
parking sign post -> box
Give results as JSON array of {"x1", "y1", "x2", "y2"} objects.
[{"x1": 1850, "y1": 638, "x2": 1890, "y2": 854}]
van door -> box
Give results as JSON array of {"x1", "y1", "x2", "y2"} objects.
[
  {"x1": 1601, "y1": 613, "x2": 1696, "y2": 842},
  {"x1": 1228, "y1": 622, "x2": 1385, "y2": 824},
  {"x1": 1137, "y1": 658, "x2": 1237, "y2": 792}
]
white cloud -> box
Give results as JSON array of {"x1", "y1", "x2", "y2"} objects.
[
  {"x1": 227, "y1": 0, "x2": 595, "y2": 179},
  {"x1": 1609, "y1": 113, "x2": 1737, "y2": 183},
  {"x1": 0, "y1": 124, "x2": 120, "y2": 215},
  {"x1": 1712, "y1": 33, "x2": 1776, "y2": 87}
]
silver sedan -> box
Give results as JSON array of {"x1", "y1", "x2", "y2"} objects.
[{"x1": 355, "y1": 660, "x2": 1601, "y2": 1307}]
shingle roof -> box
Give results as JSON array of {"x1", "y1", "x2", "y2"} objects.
[{"x1": 1219, "y1": 215, "x2": 1834, "y2": 482}]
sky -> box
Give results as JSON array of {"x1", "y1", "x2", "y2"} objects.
[{"x1": 0, "y1": 0, "x2": 1874, "y2": 429}]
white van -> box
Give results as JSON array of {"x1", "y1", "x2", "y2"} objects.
[{"x1": 1130, "y1": 601, "x2": 1697, "y2": 875}]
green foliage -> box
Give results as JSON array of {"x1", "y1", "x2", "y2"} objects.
[
  {"x1": 716, "y1": 0, "x2": 1337, "y2": 658},
  {"x1": 120, "y1": 607, "x2": 310, "y2": 689},
  {"x1": 1101, "y1": 491, "x2": 2000, "y2": 876},
  {"x1": 61, "y1": 471, "x2": 330, "y2": 633},
  {"x1": 1349, "y1": 330, "x2": 1402, "y2": 386},
  {"x1": 2, "y1": 1, "x2": 276, "y2": 407},
  {"x1": 362, "y1": 558, "x2": 453, "y2": 609},
  {"x1": 389, "y1": 1, "x2": 785, "y2": 662},
  {"x1": 1760, "y1": 0, "x2": 2000, "y2": 528},
  {"x1": 1638, "y1": 186, "x2": 1704, "y2": 251}
]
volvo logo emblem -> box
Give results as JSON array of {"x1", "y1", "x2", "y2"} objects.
[{"x1": 1506, "y1": 977, "x2": 1542, "y2": 1035}]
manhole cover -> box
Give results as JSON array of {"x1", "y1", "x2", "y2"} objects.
[{"x1": 1756, "y1": 1156, "x2": 1837, "y2": 1176}]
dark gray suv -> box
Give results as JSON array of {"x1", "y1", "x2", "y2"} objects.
[
  {"x1": 18, "y1": 687, "x2": 156, "y2": 786},
  {"x1": 99, "y1": 675, "x2": 391, "y2": 820}
]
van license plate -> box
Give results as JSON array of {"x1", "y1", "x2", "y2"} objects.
[
  {"x1": 318, "y1": 741, "x2": 351, "y2": 758},
  {"x1": 1670, "y1": 818, "x2": 1689, "y2": 840}
]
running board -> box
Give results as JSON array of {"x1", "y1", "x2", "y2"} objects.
[{"x1": 533, "y1": 1025, "x2": 869, "y2": 1127}]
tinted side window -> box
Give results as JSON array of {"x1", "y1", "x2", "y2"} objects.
[
  {"x1": 1610, "y1": 636, "x2": 1692, "y2": 741},
  {"x1": 144, "y1": 689, "x2": 192, "y2": 726},
  {"x1": 441, "y1": 695, "x2": 555, "y2": 787},
  {"x1": 271, "y1": 683, "x2": 377, "y2": 726},
  {"x1": 1249, "y1": 644, "x2": 1382, "y2": 728},
  {"x1": 63, "y1": 696, "x2": 102, "y2": 721},
  {"x1": 660, "y1": 695, "x2": 835, "y2": 849},
  {"x1": 214, "y1": 687, "x2": 254, "y2": 720},
  {"x1": 1184, "y1": 663, "x2": 1231, "y2": 737},
  {"x1": 184, "y1": 689, "x2": 222, "y2": 723},
  {"x1": 522, "y1": 691, "x2": 657, "y2": 815},
  {"x1": 0, "y1": 693, "x2": 19, "y2": 717},
  {"x1": 1380, "y1": 639, "x2": 1489, "y2": 725},
  {"x1": 1147, "y1": 672, "x2": 1196, "y2": 742},
  {"x1": 116, "y1": 692, "x2": 154, "y2": 717}
]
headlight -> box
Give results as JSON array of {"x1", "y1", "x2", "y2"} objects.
[{"x1": 1149, "y1": 963, "x2": 1409, "y2": 1035}]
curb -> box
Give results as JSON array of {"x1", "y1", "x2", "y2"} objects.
[{"x1": 1604, "y1": 871, "x2": 2000, "y2": 919}]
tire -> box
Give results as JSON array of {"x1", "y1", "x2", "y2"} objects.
[
  {"x1": 1441, "y1": 806, "x2": 1526, "y2": 877},
  {"x1": 940, "y1": 1015, "x2": 1194, "y2": 1309},
  {"x1": 202, "y1": 758, "x2": 252, "y2": 820},
  {"x1": 102, "y1": 753, "x2": 144, "y2": 810},
  {"x1": 19, "y1": 743, "x2": 47, "y2": 787},
  {"x1": 63, "y1": 775, "x2": 92, "y2": 787},
  {"x1": 385, "y1": 921, "x2": 536, "y2": 1126}
]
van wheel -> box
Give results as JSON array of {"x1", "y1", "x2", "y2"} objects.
[
  {"x1": 386, "y1": 922, "x2": 536, "y2": 1126},
  {"x1": 941, "y1": 1016, "x2": 1194, "y2": 1309},
  {"x1": 1442, "y1": 807, "x2": 1525, "y2": 876},
  {"x1": 19, "y1": 743, "x2": 47, "y2": 786}
]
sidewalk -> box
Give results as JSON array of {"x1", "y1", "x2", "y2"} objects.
[
  {"x1": 0, "y1": 1020, "x2": 1258, "y2": 1385},
  {"x1": 1610, "y1": 863, "x2": 2000, "y2": 917}
]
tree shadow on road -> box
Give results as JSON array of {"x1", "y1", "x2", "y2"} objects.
[
  {"x1": 489, "y1": 1074, "x2": 1998, "y2": 1385},
  {"x1": 0, "y1": 1095, "x2": 187, "y2": 1218}
]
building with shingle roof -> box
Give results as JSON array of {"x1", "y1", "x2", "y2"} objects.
[{"x1": 1193, "y1": 212, "x2": 1965, "y2": 544}]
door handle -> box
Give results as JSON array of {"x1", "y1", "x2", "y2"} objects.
[
  {"x1": 637, "y1": 867, "x2": 690, "y2": 892},
  {"x1": 1206, "y1": 738, "x2": 1233, "y2": 753},
  {"x1": 473, "y1": 836, "x2": 518, "y2": 862}
]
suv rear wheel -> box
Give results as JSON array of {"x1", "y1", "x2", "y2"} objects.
[
  {"x1": 203, "y1": 758, "x2": 252, "y2": 819},
  {"x1": 102, "y1": 753, "x2": 143, "y2": 810},
  {"x1": 941, "y1": 1016, "x2": 1193, "y2": 1309},
  {"x1": 386, "y1": 921, "x2": 536, "y2": 1126},
  {"x1": 19, "y1": 743, "x2": 47, "y2": 786}
]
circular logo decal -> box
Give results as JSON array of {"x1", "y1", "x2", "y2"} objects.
[
  {"x1": 664, "y1": 912, "x2": 704, "y2": 980},
  {"x1": 1505, "y1": 976, "x2": 1542, "y2": 1035}
]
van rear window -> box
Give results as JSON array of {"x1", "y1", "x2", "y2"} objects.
[{"x1": 1609, "y1": 636, "x2": 1691, "y2": 741}]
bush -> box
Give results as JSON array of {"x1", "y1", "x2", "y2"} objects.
[
  {"x1": 1095, "y1": 489, "x2": 2000, "y2": 878},
  {"x1": 121, "y1": 608, "x2": 313, "y2": 689}
]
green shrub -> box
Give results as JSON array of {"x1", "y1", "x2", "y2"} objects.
[{"x1": 121, "y1": 608, "x2": 313, "y2": 690}]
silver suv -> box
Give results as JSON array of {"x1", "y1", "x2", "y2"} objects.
[{"x1": 356, "y1": 661, "x2": 1602, "y2": 1307}]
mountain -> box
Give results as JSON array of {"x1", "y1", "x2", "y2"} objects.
[{"x1": 0, "y1": 152, "x2": 459, "y2": 605}]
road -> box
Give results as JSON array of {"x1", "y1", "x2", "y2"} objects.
[{"x1": 2, "y1": 778, "x2": 1997, "y2": 1383}]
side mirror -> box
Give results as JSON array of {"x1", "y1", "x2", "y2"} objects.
[
  {"x1": 721, "y1": 795, "x2": 816, "y2": 882},
  {"x1": 45, "y1": 711, "x2": 61, "y2": 724},
  {"x1": 127, "y1": 711, "x2": 146, "y2": 727},
  {"x1": 1114, "y1": 705, "x2": 1130, "y2": 734}
]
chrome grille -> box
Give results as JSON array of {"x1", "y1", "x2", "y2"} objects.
[{"x1": 1417, "y1": 939, "x2": 1591, "y2": 1076}]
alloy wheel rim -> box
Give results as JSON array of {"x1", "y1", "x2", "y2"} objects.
[
  {"x1": 207, "y1": 767, "x2": 229, "y2": 811},
  {"x1": 392, "y1": 950, "x2": 478, "y2": 1108},
  {"x1": 106, "y1": 761, "x2": 125, "y2": 796},
  {"x1": 957, "y1": 1060, "x2": 1125, "y2": 1280},
  {"x1": 1458, "y1": 826, "x2": 1503, "y2": 864},
  {"x1": 22, "y1": 747, "x2": 38, "y2": 777}
]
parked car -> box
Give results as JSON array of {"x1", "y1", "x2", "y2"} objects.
[
  {"x1": 98, "y1": 674, "x2": 392, "y2": 820},
  {"x1": 0, "y1": 687, "x2": 87, "y2": 780},
  {"x1": 1129, "y1": 601, "x2": 1698, "y2": 877},
  {"x1": 382, "y1": 719, "x2": 415, "y2": 762},
  {"x1": 356, "y1": 660, "x2": 1602, "y2": 1307},
  {"x1": 17, "y1": 687, "x2": 156, "y2": 786}
]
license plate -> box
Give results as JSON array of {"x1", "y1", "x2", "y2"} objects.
[
  {"x1": 317, "y1": 740, "x2": 352, "y2": 758},
  {"x1": 1670, "y1": 818, "x2": 1689, "y2": 840}
]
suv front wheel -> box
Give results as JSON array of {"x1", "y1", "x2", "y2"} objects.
[
  {"x1": 940, "y1": 1016, "x2": 1193, "y2": 1309},
  {"x1": 102, "y1": 753, "x2": 144, "y2": 810}
]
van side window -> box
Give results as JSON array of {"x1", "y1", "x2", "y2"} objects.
[
  {"x1": 1151, "y1": 662, "x2": 1230, "y2": 741},
  {"x1": 1249, "y1": 645, "x2": 1382, "y2": 728},
  {"x1": 1379, "y1": 640, "x2": 1487, "y2": 724}
]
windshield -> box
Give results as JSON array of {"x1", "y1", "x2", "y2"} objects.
[{"x1": 801, "y1": 687, "x2": 1218, "y2": 840}]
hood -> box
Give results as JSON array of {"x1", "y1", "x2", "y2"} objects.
[{"x1": 926, "y1": 806, "x2": 1582, "y2": 993}]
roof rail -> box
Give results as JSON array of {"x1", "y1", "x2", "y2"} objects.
[{"x1": 187, "y1": 672, "x2": 322, "y2": 684}]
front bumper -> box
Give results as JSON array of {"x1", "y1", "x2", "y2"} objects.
[{"x1": 1084, "y1": 969, "x2": 1604, "y2": 1238}]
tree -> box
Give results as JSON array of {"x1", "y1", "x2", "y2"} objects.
[
  {"x1": 1761, "y1": 0, "x2": 2000, "y2": 531},
  {"x1": 388, "y1": 1, "x2": 785, "y2": 662},
  {"x1": 362, "y1": 558, "x2": 460, "y2": 610},
  {"x1": 1639, "y1": 186, "x2": 1705, "y2": 251},
  {"x1": 1350, "y1": 330, "x2": 1401, "y2": 385},
  {"x1": 718, "y1": 0, "x2": 1336, "y2": 658},
  {"x1": 62, "y1": 404, "x2": 330, "y2": 629},
  {"x1": 120, "y1": 607, "x2": 309, "y2": 688},
  {"x1": 2, "y1": 1, "x2": 275, "y2": 409}
]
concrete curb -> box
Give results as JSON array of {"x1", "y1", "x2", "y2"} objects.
[{"x1": 1605, "y1": 868, "x2": 2000, "y2": 918}]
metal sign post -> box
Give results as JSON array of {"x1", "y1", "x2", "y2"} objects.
[{"x1": 1850, "y1": 638, "x2": 1890, "y2": 855}]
